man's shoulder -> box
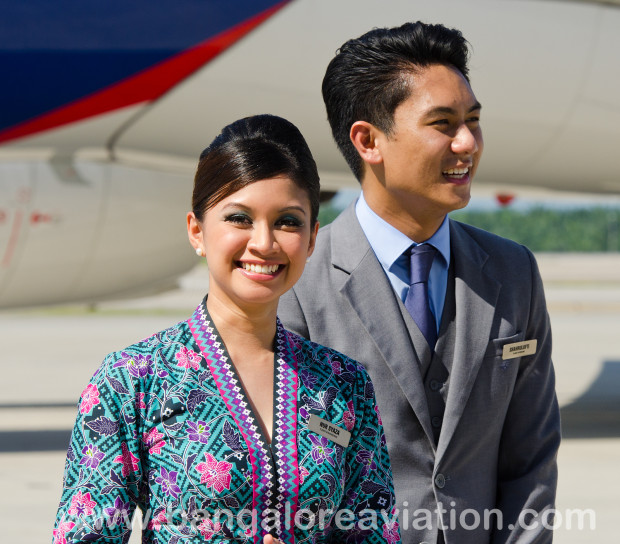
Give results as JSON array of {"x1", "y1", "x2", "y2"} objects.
[
  {"x1": 451, "y1": 219, "x2": 540, "y2": 285},
  {"x1": 452, "y1": 219, "x2": 531, "y2": 257}
]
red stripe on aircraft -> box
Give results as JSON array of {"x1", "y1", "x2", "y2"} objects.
[{"x1": 0, "y1": 0, "x2": 290, "y2": 144}]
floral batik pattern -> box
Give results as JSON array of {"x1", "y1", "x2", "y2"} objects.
[{"x1": 52, "y1": 299, "x2": 399, "y2": 543}]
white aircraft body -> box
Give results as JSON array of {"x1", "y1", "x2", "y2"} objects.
[{"x1": 1, "y1": 0, "x2": 619, "y2": 308}]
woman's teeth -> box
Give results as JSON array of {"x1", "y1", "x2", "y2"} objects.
[{"x1": 241, "y1": 263, "x2": 280, "y2": 274}]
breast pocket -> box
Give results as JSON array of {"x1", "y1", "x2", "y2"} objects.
[{"x1": 483, "y1": 331, "x2": 525, "y2": 397}]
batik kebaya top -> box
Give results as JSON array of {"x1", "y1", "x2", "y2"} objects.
[{"x1": 53, "y1": 300, "x2": 399, "y2": 544}]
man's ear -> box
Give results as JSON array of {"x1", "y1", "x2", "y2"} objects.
[{"x1": 350, "y1": 121, "x2": 384, "y2": 165}]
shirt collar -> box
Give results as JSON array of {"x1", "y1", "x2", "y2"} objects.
[{"x1": 355, "y1": 192, "x2": 451, "y2": 270}]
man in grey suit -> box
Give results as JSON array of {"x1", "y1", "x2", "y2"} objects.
[{"x1": 279, "y1": 21, "x2": 561, "y2": 543}]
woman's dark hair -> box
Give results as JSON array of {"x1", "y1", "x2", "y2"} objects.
[
  {"x1": 192, "y1": 114, "x2": 320, "y2": 226},
  {"x1": 322, "y1": 21, "x2": 471, "y2": 181}
]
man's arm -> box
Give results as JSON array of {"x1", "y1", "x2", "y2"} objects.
[{"x1": 493, "y1": 248, "x2": 561, "y2": 543}]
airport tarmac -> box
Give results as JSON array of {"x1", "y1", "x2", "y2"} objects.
[{"x1": 1, "y1": 254, "x2": 619, "y2": 543}]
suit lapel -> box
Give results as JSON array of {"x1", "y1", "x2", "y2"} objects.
[
  {"x1": 436, "y1": 220, "x2": 501, "y2": 460},
  {"x1": 330, "y1": 204, "x2": 435, "y2": 444}
]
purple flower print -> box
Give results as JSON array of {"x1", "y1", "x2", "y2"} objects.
[
  {"x1": 309, "y1": 434, "x2": 335, "y2": 466},
  {"x1": 79, "y1": 384, "x2": 100, "y2": 414},
  {"x1": 330, "y1": 359, "x2": 343, "y2": 375},
  {"x1": 80, "y1": 444, "x2": 105, "y2": 469},
  {"x1": 155, "y1": 467, "x2": 181, "y2": 499},
  {"x1": 356, "y1": 449, "x2": 377, "y2": 476},
  {"x1": 187, "y1": 421, "x2": 211, "y2": 443},
  {"x1": 299, "y1": 368, "x2": 318, "y2": 389},
  {"x1": 345, "y1": 488, "x2": 359, "y2": 507},
  {"x1": 114, "y1": 352, "x2": 154, "y2": 378},
  {"x1": 104, "y1": 496, "x2": 131, "y2": 528},
  {"x1": 299, "y1": 466, "x2": 310, "y2": 484},
  {"x1": 113, "y1": 442, "x2": 140, "y2": 477},
  {"x1": 175, "y1": 346, "x2": 202, "y2": 371},
  {"x1": 68, "y1": 490, "x2": 96, "y2": 517}
]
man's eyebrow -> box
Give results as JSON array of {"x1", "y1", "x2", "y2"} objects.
[{"x1": 424, "y1": 102, "x2": 483, "y2": 117}]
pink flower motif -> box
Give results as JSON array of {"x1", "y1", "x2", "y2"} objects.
[
  {"x1": 382, "y1": 516, "x2": 400, "y2": 544},
  {"x1": 175, "y1": 346, "x2": 202, "y2": 370},
  {"x1": 138, "y1": 393, "x2": 146, "y2": 409},
  {"x1": 147, "y1": 510, "x2": 167, "y2": 532},
  {"x1": 343, "y1": 400, "x2": 356, "y2": 431},
  {"x1": 113, "y1": 442, "x2": 140, "y2": 477},
  {"x1": 142, "y1": 427, "x2": 165, "y2": 455},
  {"x1": 68, "y1": 490, "x2": 97, "y2": 517},
  {"x1": 197, "y1": 518, "x2": 222, "y2": 540},
  {"x1": 52, "y1": 518, "x2": 75, "y2": 544},
  {"x1": 375, "y1": 405, "x2": 383, "y2": 426},
  {"x1": 195, "y1": 452, "x2": 233, "y2": 493},
  {"x1": 299, "y1": 466, "x2": 310, "y2": 484},
  {"x1": 79, "y1": 383, "x2": 100, "y2": 414}
]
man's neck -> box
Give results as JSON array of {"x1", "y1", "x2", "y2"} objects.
[{"x1": 361, "y1": 187, "x2": 447, "y2": 243}]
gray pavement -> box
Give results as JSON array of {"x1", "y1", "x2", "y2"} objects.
[{"x1": 1, "y1": 255, "x2": 619, "y2": 543}]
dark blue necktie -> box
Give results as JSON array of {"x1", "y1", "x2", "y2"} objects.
[{"x1": 404, "y1": 244, "x2": 438, "y2": 349}]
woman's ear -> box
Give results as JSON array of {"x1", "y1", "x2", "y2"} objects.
[
  {"x1": 186, "y1": 211, "x2": 205, "y2": 255},
  {"x1": 350, "y1": 121, "x2": 384, "y2": 165},
  {"x1": 307, "y1": 221, "x2": 319, "y2": 258}
]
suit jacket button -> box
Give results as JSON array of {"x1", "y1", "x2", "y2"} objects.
[
  {"x1": 435, "y1": 473, "x2": 446, "y2": 488},
  {"x1": 431, "y1": 416, "x2": 442, "y2": 428},
  {"x1": 429, "y1": 379, "x2": 441, "y2": 392}
]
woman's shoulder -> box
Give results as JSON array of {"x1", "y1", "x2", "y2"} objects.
[
  {"x1": 95, "y1": 318, "x2": 195, "y2": 380},
  {"x1": 109, "y1": 319, "x2": 191, "y2": 357},
  {"x1": 284, "y1": 328, "x2": 371, "y2": 384}
]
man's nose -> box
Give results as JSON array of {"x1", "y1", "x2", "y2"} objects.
[{"x1": 452, "y1": 124, "x2": 479, "y2": 155}]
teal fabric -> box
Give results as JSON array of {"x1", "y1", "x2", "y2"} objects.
[{"x1": 52, "y1": 301, "x2": 399, "y2": 544}]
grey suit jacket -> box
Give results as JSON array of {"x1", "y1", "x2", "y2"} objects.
[{"x1": 279, "y1": 202, "x2": 560, "y2": 544}]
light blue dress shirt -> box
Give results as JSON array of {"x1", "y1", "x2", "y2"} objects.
[{"x1": 355, "y1": 193, "x2": 451, "y2": 333}]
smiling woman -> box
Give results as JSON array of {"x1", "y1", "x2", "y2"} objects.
[
  {"x1": 52, "y1": 114, "x2": 399, "y2": 544},
  {"x1": 187, "y1": 115, "x2": 321, "y2": 314}
]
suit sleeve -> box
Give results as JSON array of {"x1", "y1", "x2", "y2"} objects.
[
  {"x1": 52, "y1": 353, "x2": 144, "y2": 543},
  {"x1": 492, "y1": 248, "x2": 561, "y2": 543},
  {"x1": 279, "y1": 287, "x2": 310, "y2": 339}
]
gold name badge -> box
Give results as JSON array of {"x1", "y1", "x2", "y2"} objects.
[{"x1": 502, "y1": 339, "x2": 538, "y2": 360}]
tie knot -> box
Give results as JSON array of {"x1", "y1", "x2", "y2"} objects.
[{"x1": 408, "y1": 244, "x2": 437, "y2": 285}]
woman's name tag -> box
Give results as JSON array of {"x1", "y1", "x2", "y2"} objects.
[{"x1": 308, "y1": 415, "x2": 351, "y2": 447}]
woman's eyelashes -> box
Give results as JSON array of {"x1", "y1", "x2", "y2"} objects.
[
  {"x1": 276, "y1": 215, "x2": 304, "y2": 229},
  {"x1": 223, "y1": 213, "x2": 304, "y2": 229},
  {"x1": 224, "y1": 213, "x2": 252, "y2": 225}
]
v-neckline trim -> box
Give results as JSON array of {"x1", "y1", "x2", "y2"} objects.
[{"x1": 188, "y1": 299, "x2": 300, "y2": 542}]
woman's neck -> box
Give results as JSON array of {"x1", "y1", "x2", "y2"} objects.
[{"x1": 206, "y1": 294, "x2": 277, "y2": 356}]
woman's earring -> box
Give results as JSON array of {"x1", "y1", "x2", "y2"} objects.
[{"x1": 195, "y1": 247, "x2": 203, "y2": 257}]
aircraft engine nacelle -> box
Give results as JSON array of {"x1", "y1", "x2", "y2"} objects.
[{"x1": 0, "y1": 153, "x2": 197, "y2": 308}]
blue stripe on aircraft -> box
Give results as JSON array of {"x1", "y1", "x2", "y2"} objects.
[{"x1": 0, "y1": 0, "x2": 286, "y2": 132}]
